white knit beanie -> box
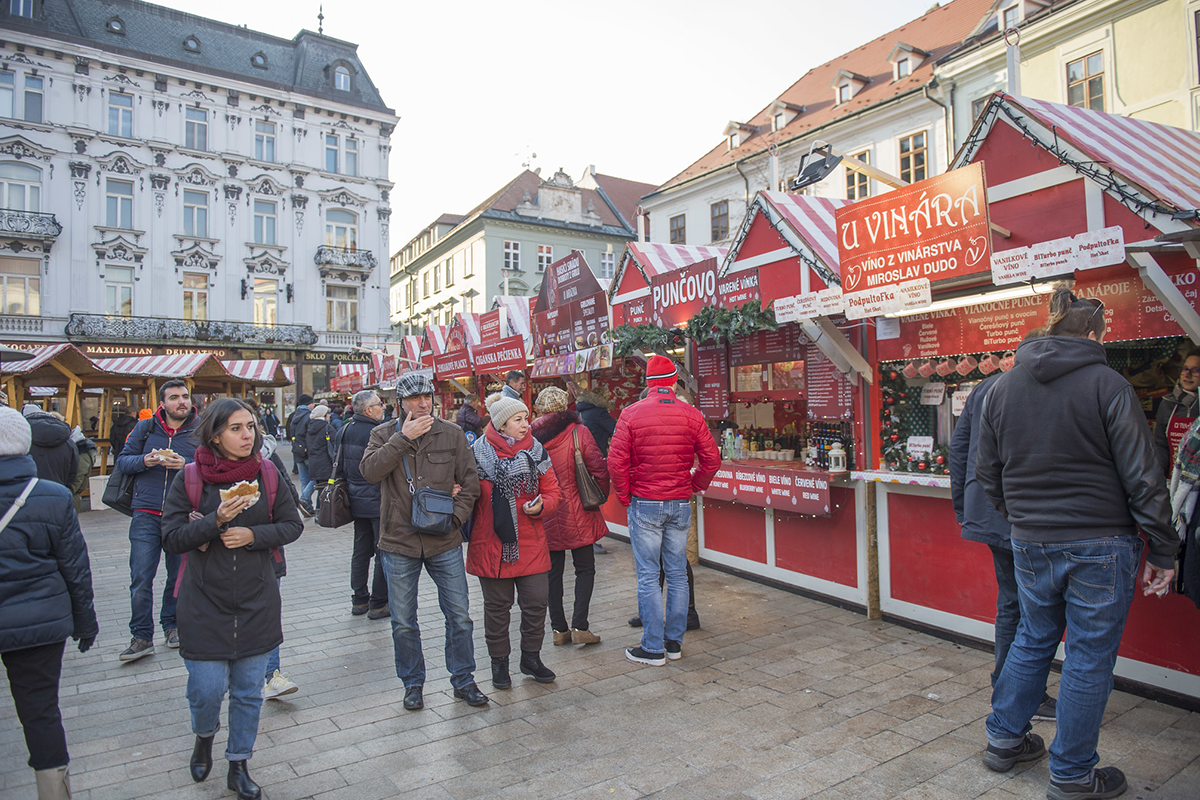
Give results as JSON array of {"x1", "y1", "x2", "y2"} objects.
[
  {"x1": 311, "y1": 404, "x2": 330, "y2": 420},
  {"x1": 485, "y1": 391, "x2": 527, "y2": 433},
  {"x1": 0, "y1": 406, "x2": 32, "y2": 456}
]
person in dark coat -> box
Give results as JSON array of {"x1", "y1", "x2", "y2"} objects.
[
  {"x1": 161, "y1": 398, "x2": 303, "y2": 800},
  {"x1": 0, "y1": 407, "x2": 98, "y2": 800},
  {"x1": 288, "y1": 396, "x2": 313, "y2": 514},
  {"x1": 336, "y1": 390, "x2": 388, "y2": 618},
  {"x1": 302, "y1": 404, "x2": 334, "y2": 511},
  {"x1": 261, "y1": 410, "x2": 279, "y2": 439},
  {"x1": 455, "y1": 394, "x2": 487, "y2": 441},
  {"x1": 108, "y1": 406, "x2": 137, "y2": 460},
  {"x1": 22, "y1": 406, "x2": 77, "y2": 488},
  {"x1": 568, "y1": 375, "x2": 616, "y2": 456},
  {"x1": 69, "y1": 426, "x2": 98, "y2": 514},
  {"x1": 1153, "y1": 349, "x2": 1200, "y2": 474}
]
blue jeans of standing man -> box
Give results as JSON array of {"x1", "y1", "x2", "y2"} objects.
[
  {"x1": 379, "y1": 548, "x2": 476, "y2": 691},
  {"x1": 987, "y1": 535, "x2": 1143, "y2": 785},
  {"x1": 296, "y1": 458, "x2": 309, "y2": 490},
  {"x1": 185, "y1": 653, "x2": 270, "y2": 761},
  {"x1": 989, "y1": 544, "x2": 1021, "y2": 687},
  {"x1": 629, "y1": 497, "x2": 691, "y2": 655},
  {"x1": 128, "y1": 511, "x2": 181, "y2": 641}
]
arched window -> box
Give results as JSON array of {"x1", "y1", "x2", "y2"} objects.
[
  {"x1": 325, "y1": 209, "x2": 358, "y2": 251},
  {"x1": 334, "y1": 66, "x2": 351, "y2": 92},
  {"x1": 0, "y1": 163, "x2": 41, "y2": 211}
]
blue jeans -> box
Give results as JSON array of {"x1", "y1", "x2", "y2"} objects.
[
  {"x1": 296, "y1": 458, "x2": 309, "y2": 489},
  {"x1": 628, "y1": 497, "x2": 691, "y2": 654},
  {"x1": 185, "y1": 653, "x2": 270, "y2": 762},
  {"x1": 989, "y1": 545, "x2": 1021, "y2": 688},
  {"x1": 300, "y1": 479, "x2": 316, "y2": 508},
  {"x1": 128, "y1": 511, "x2": 181, "y2": 641},
  {"x1": 987, "y1": 535, "x2": 1143, "y2": 785},
  {"x1": 379, "y1": 548, "x2": 476, "y2": 691}
]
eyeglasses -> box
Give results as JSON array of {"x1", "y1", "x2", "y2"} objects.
[
  {"x1": 1069, "y1": 292, "x2": 1104, "y2": 317},
  {"x1": 365, "y1": 401, "x2": 383, "y2": 410},
  {"x1": 1182, "y1": 367, "x2": 1200, "y2": 376}
]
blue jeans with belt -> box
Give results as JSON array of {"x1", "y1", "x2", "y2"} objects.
[
  {"x1": 128, "y1": 510, "x2": 181, "y2": 641},
  {"x1": 986, "y1": 534, "x2": 1143, "y2": 785},
  {"x1": 628, "y1": 497, "x2": 692, "y2": 655}
]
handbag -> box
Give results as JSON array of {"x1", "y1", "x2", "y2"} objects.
[
  {"x1": 402, "y1": 452, "x2": 456, "y2": 536},
  {"x1": 573, "y1": 426, "x2": 608, "y2": 510},
  {"x1": 102, "y1": 463, "x2": 136, "y2": 517},
  {"x1": 317, "y1": 430, "x2": 354, "y2": 529}
]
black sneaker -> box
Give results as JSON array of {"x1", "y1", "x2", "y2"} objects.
[
  {"x1": 625, "y1": 646, "x2": 666, "y2": 666},
  {"x1": 628, "y1": 616, "x2": 643, "y2": 628},
  {"x1": 1032, "y1": 696, "x2": 1057, "y2": 722},
  {"x1": 119, "y1": 638, "x2": 155, "y2": 662},
  {"x1": 402, "y1": 686, "x2": 423, "y2": 711},
  {"x1": 983, "y1": 732, "x2": 1046, "y2": 772},
  {"x1": 665, "y1": 640, "x2": 682, "y2": 661},
  {"x1": 1047, "y1": 766, "x2": 1127, "y2": 800},
  {"x1": 351, "y1": 603, "x2": 369, "y2": 616},
  {"x1": 165, "y1": 628, "x2": 180, "y2": 649}
]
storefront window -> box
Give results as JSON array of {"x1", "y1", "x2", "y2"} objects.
[{"x1": 182, "y1": 272, "x2": 208, "y2": 321}]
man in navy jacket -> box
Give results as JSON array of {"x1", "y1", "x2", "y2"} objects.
[{"x1": 114, "y1": 379, "x2": 199, "y2": 662}]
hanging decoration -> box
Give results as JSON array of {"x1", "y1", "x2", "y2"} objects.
[{"x1": 613, "y1": 301, "x2": 777, "y2": 357}]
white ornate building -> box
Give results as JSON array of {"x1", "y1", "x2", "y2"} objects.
[{"x1": 0, "y1": 0, "x2": 396, "y2": 396}]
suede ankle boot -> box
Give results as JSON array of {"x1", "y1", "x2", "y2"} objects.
[
  {"x1": 227, "y1": 760, "x2": 261, "y2": 800},
  {"x1": 491, "y1": 656, "x2": 512, "y2": 689},
  {"x1": 189, "y1": 734, "x2": 214, "y2": 782},
  {"x1": 519, "y1": 650, "x2": 556, "y2": 683}
]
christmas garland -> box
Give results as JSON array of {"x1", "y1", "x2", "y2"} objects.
[
  {"x1": 613, "y1": 301, "x2": 778, "y2": 357},
  {"x1": 878, "y1": 365, "x2": 950, "y2": 475}
]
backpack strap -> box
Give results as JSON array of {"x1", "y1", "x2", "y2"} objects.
[
  {"x1": 183, "y1": 462, "x2": 203, "y2": 512},
  {"x1": 0, "y1": 478, "x2": 38, "y2": 535},
  {"x1": 259, "y1": 458, "x2": 278, "y2": 523}
]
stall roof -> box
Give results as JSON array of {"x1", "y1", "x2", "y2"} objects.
[
  {"x1": 722, "y1": 192, "x2": 849, "y2": 286},
  {"x1": 221, "y1": 359, "x2": 291, "y2": 387},
  {"x1": 2, "y1": 343, "x2": 100, "y2": 378},
  {"x1": 492, "y1": 296, "x2": 534, "y2": 352},
  {"x1": 91, "y1": 353, "x2": 231, "y2": 380},
  {"x1": 457, "y1": 313, "x2": 483, "y2": 347},
  {"x1": 336, "y1": 364, "x2": 370, "y2": 378},
  {"x1": 610, "y1": 243, "x2": 728, "y2": 305}
]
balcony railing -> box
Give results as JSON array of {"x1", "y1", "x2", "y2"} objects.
[
  {"x1": 0, "y1": 209, "x2": 62, "y2": 239},
  {"x1": 0, "y1": 314, "x2": 66, "y2": 337},
  {"x1": 315, "y1": 246, "x2": 378, "y2": 274},
  {"x1": 65, "y1": 314, "x2": 317, "y2": 347}
]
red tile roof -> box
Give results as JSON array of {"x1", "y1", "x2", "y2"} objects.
[
  {"x1": 592, "y1": 173, "x2": 658, "y2": 228},
  {"x1": 650, "y1": 0, "x2": 998, "y2": 195},
  {"x1": 462, "y1": 170, "x2": 629, "y2": 229}
]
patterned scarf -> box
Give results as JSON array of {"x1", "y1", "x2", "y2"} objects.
[{"x1": 472, "y1": 433, "x2": 551, "y2": 562}]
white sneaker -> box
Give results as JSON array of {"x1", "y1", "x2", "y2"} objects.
[{"x1": 262, "y1": 670, "x2": 299, "y2": 700}]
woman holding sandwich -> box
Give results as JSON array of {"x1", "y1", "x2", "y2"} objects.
[{"x1": 162, "y1": 398, "x2": 303, "y2": 800}]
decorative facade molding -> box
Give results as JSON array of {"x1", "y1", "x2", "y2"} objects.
[
  {"x1": 0, "y1": 210, "x2": 63, "y2": 243},
  {"x1": 248, "y1": 104, "x2": 281, "y2": 116},
  {"x1": 315, "y1": 245, "x2": 377, "y2": 281},
  {"x1": 96, "y1": 151, "x2": 149, "y2": 175},
  {"x1": 224, "y1": 184, "x2": 243, "y2": 201},
  {"x1": 173, "y1": 163, "x2": 221, "y2": 186},
  {"x1": 181, "y1": 89, "x2": 213, "y2": 101},
  {"x1": 318, "y1": 187, "x2": 368, "y2": 208},
  {"x1": 103, "y1": 74, "x2": 140, "y2": 88},
  {"x1": 93, "y1": 234, "x2": 148, "y2": 266},
  {"x1": 245, "y1": 250, "x2": 289, "y2": 276},
  {"x1": 70, "y1": 162, "x2": 92, "y2": 179},
  {"x1": 171, "y1": 241, "x2": 221, "y2": 271},
  {"x1": 252, "y1": 176, "x2": 286, "y2": 196},
  {"x1": 0, "y1": 136, "x2": 54, "y2": 162},
  {"x1": 329, "y1": 120, "x2": 363, "y2": 134},
  {"x1": 289, "y1": 193, "x2": 308, "y2": 209},
  {"x1": 65, "y1": 314, "x2": 318, "y2": 346},
  {"x1": 150, "y1": 173, "x2": 171, "y2": 191}
]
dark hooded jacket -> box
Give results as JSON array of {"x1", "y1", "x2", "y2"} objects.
[
  {"x1": 306, "y1": 417, "x2": 336, "y2": 483},
  {"x1": 288, "y1": 404, "x2": 311, "y2": 460},
  {"x1": 1153, "y1": 383, "x2": 1198, "y2": 474},
  {"x1": 25, "y1": 409, "x2": 78, "y2": 488},
  {"x1": 335, "y1": 414, "x2": 381, "y2": 518},
  {"x1": 977, "y1": 336, "x2": 1178, "y2": 569},
  {"x1": 575, "y1": 390, "x2": 617, "y2": 456},
  {"x1": 115, "y1": 407, "x2": 201, "y2": 512},
  {"x1": 71, "y1": 428, "x2": 98, "y2": 514},
  {"x1": 0, "y1": 455, "x2": 98, "y2": 653},
  {"x1": 948, "y1": 375, "x2": 1011, "y2": 550},
  {"x1": 109, "y1": 412, "x2": 137, "y2": 460}
]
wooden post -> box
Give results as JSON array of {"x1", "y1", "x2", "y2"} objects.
[{"x1": 865, "y1": 481, "x2": 881, "y2": 620}]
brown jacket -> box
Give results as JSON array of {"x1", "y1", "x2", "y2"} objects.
[{"x1": 360, "y1": 416, "x2": 481, "y2": 558}]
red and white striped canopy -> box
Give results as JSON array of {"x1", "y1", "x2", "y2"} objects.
[
  {"x1": 283, "y1": 366, "x2": 296, "y2": 384},
  {"x1": 221, "y1": 359, "x2": 289, "y2": 385},
  {"x1": 457, "y1": 312, "x2": 483, "y2": 347},
  {"x1": 4, "y1": 343, "x2": 73, "y2": 374},
  {"x1": 625, "y1": 243, "x2": 728, "y2": 279},
  {"x1": 757, "y1": 193, "x2": 849, "y2": 272},
  {"x1": 494, "y1": 296, "x2": 532, "y2": 338},
  {"x1": 92, "y1": 353, "x2": 216, "y2": 377},
  {"x1": 335, "y1": 363, "x2": 370, "y2": 378}
]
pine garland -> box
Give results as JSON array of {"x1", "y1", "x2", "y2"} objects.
[{"x1": 613, "y1": 301, "x2": 777, "y2": 357}]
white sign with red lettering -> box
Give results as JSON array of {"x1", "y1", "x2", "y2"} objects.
[{"x1": 992, "y1": 226, "x2": 1126, "y2": 285}]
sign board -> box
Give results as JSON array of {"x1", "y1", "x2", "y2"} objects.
[
  {"x1": 479, "y1": 309, "x2": 506, "y2": 344},
  {"x1": 444, "y1": 322, "x2": 468, "y2": 353},
  {"x1": 951, "y1": 388, "x2": 971, "y2": 417},
  {"x1": 471, "y1": 335, "x2": 527, "y2": 376},
  {"x1": 844, "y1": 278, "x2": 931, "y2": 320},
  {"x1": 729, "y1": 323, "x2": 806, "y2": 367},
  {"x1": 533, "y1": 251, "x2": 604, "y2": 313},
  {"x1": 837, "y1": 162, "x2": 992, "y2": 314},
  {"x1": 805, "y1": 339, "x2": 853, "y2": 420},
  {"x1": 572, "y1": 291, "x2": 610, "y2": 350},
  {"x1": 906, "y1": 436, "x2": 934, "y2": 457},
  {"x1": 694, "y1": 342, "x2": 731, "y2": 420},
  {"x1": 534, "y1": 307, "x2": 572, "y2": 358},
  {"x1": 703, "y1": 464, "x2": 831, "y2": 515},
  {"x1": 920, "y1": 382, "x2": 947, "y2": 405},
  {"x1": 991, "y1": 226, "x2": 1126, "y2": 285},
  {"x1": 649, "y1": 257, "x2": 719, "y2": 328},
  {"x1": 432, "y1": 349, "x2": 473, "y2": 381},
  {"x1": 380, "y1": 355, "x2": 396, "y2": 385},
  {"x1": 718, "y1": 269, "x2": 760, "y2": 307}
]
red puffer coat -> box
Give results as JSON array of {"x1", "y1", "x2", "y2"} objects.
[
  {"x1": 465, "y1": 425, "x2": 561, "y2": 579},
  {"x1": 608, "y1": 386, "x2": 721, "y2": 505},
  {"x1": 531, "y1": 411, "x2": 610, "y2": 551}
]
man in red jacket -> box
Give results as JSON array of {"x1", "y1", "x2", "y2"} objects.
[{"x1": 609, "y1": 355, "x2": 721, "y2": 666}]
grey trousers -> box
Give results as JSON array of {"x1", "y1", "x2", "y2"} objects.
[{"x1": 478, "y1": 573, "x2": 548, "y2": 659}]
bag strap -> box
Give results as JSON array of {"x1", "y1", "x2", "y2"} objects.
[
  {"x1": 401, "y1": 450, "x2": 417, "y2": 495},
  {"x1": 331, "y1": 422, "x2": 348, "y2": 482},
  {"x1": 573, "y1": 425, "x2": 582, "y2": 457},
  {"x1": 260, "y1": 459, "x2": 278, "y2": 523},
  {"x1": 184, "y1": 462, "x2": 203, "y2": 512},
  {"x1": 0, "y1": 477, "x2": 38, "y2": 535}
]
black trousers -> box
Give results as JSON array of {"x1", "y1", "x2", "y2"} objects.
[
  {"x1": 351, "y1": 517, "x2": 388, "y2": 608},
  {"x1": 478, "y1": 573, "x2": 548, "y2": 659},
  {"x1": 548, "y1": 545, "x2": 596, "y2": 632},
  {"x1": 2, "y1": 640, "x2": 68, "y2": 770},
  {"x1": 659, "y1": 562, "x2": 698, "y2": 613}
]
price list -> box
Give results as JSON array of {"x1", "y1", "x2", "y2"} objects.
[
  {"x1": 729, "y1": 323, "x2": 805, "y2": 366},
  {"x1": 694, "y1": 342, "x2": 730, "y2": 420},
  {"x1": 805, "y1": 340, "x2": 853, "y2": 419}
]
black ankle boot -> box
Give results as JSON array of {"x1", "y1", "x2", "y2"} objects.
[
  {"x1": 226, "y1": 760, "x2": 261, "y2": 800},
  {"x1": 519, "y1": 650, "x2": 556, "y2": 683},
  {"x1": 189, "y1": 735, "x2": 213, "y2": 782},
  {"x1": 491, "y1": 656, "x2": 512, "y2": 689}
]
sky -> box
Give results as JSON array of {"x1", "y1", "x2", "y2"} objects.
[{"x1": 153, "y1": 0, "x2": 943, "y2": 249}]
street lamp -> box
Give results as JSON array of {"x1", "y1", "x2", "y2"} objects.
[{"x1": 790, "y1": 140, "x2": 843, "y2": 192}]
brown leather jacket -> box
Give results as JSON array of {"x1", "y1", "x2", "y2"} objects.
[{"x1": 360, "y1": 416, "x2": 481, "y2": 558}]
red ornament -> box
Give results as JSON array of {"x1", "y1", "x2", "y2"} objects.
[
  {"x1": 918, "y1": 461, "x2": 927, "y2": 471},
  {"x1": 935, "y1": 455, "x2": 945, "y2": 465},
  {"x1": 885, "y1": 396, "x2": 895, "y2": 406},
  {"x1": 711, "y1": 325, "x2": 719, "y2": 333},
  {"x1": 888, "y1": 371, "x2": 899, "y2": 381}
]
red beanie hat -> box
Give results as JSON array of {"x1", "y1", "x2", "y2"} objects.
[{"x1": 646, "y1": 354, "x2": 679, "y2": 388}]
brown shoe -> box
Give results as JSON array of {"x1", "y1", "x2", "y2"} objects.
[
  {"x1": 571, "y1": 628, "x2": 601, "y2": 645},
  {"x1": 552, "y1": 630, "x2": 572, "y2": 646}
]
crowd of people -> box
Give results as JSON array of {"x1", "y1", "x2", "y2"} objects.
[{"x1": 0, "y1": 295, "x2": 1193, "y2": 800}]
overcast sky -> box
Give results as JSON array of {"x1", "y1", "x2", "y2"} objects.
[{"x1": 155, "y1": 0, "x2": 941, "y2": 248}]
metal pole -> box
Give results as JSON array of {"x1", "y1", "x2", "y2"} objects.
[{"x1": 1005, "y1": 28, "x2": 1021, "y2": 96}]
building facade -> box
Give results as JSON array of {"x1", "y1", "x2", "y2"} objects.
[
  {"x1": 390, "y1": 166, "x2": 653, "y2": 336},
  {"x1": 0, "y1": 0, "x2": 397, "y2": 399}
]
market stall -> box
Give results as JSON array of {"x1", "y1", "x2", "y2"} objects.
[{"x1": 858, "y1": 93, "x2": 1200, "y2": 702}]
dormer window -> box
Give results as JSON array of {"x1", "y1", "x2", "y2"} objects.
[
  {"x1": 831, "y1": 69, "x2": 871, "y2": 105},
  {"x1": 773, "y1": 112, "x2": 785, "y2": 132},
  {"x1": 768, "y1": 100, "x2": 804, "y2": 132},
  {"x1": 887, "y1": 43, "x2": 930, "y2": 82},
  {"x1": 1002, "y1": 4, "x2": 1021, "y2": 29},
  {"x1": 723, "y1": 121, "x2": 755, "y2": 150},
  {"x1": 838, "y1": 85, "x2": 851, "y2": 104},
  {"x1": 896, "y1": 58, "x2": 910, "y2": 78},
  {"x1": 335, "y1": 66, "x2": 351, "y2": 92},
  {"x1": 183, "y1": 36, "x2": 201, "y2": 53},
  {"x1": 106, "y1": 17, "x2": 125, "y2": 35},
  {"x1": 727, "y1": 133, "x2": 737, "y2": 151},
  {"x1": 251, "y1": 52, "x2": 268, "y2": 69}
]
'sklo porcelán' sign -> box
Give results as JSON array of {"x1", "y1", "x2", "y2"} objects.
[
  {"x1": 836, "y1": 162, "x2": 992, "y2": 315},
  {"x1": 649, "y1": 257, "x2": 719, "y2": 328},
  {"x1": 991, "y1": 226, "x2": 1126, "y2": 285}
]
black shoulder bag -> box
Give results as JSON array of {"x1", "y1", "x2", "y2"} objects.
[
  {"x1": 402, "y1": 451, "x2": 457, "y2": 536},
  {"x1": 317, "y1": 425, "x2": 353, "y2": 529}
]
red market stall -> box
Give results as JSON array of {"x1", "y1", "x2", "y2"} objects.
[{"x1": 861, "y1": 93, "x2": 1200, "y2": 703}]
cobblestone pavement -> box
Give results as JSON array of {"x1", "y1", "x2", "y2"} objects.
[{"x1": 2, "y1": 469, "x2": 1198, "y2": 799}]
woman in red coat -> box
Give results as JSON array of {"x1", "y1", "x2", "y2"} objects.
[
  {"x1": 531, "y1": 387, "x2": 610, "y2": 646},
  {"x1": 467, "y1": 392, "x2": 561, "y2": 689}
]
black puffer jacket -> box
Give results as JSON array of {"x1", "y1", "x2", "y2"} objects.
[
  {"x1": 335, "y1": 414, "x2": 380, "y2": 518},
  {"x1": 161, "y1": 460, "x2": 303, "y2": 661},
  {"x1": 977, "y1": 336, "x2": 1178, "y2": 569},
  {"x1": 25, "y1": 410, "x2": 78, "y2": 488},
  {"x1": 576, "y1": 391, "x2": 617, "y2": 456},
  {"x1": 306, "y1": 419, "x2": 335, "y2": 483},
  {"x1": 0, "y1": 455, "x2": 98, "y2": 653}
]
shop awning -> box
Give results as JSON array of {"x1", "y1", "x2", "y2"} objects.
[
  {"x1": 335, "y1": 364, "x2": 370, "y2": 378},
  {"x1": 92, "y1": 353, "x2": 224, "y2": 378},
  {"x1": 457, "y1": 312, "x2": 483, "y2": 347},
  {"x1": 425, "y1": 325, "x2": 450, "y2": 356},
  {"x1": 221, "y1": 359, "x2": 291, "y2": 387},
  {"x1": 610, "y1": 243, "x2": 728, "y2": 305},
  {"x1": 493, "y1": 296, "x2": 534, "y2": 356},
  {"x1": 2, "y1": 343, "x2": 98, "y2": 378},
  {"x1": 722, "y1": 193, "x2": 848, "y2": 290},
  {"x1": 283, "y1": 366, "x2": 296, "y2": 384}
]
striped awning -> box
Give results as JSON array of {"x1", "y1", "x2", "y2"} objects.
[
  {"x1": 27, "y1": 386, "x2": 58, "y2": 396},
  {"x1": 3, "y1": 343, "x2": 74, "y2": 374},
  {"x1": 457, "y1": 312, "x2": 483, "y2": 347},
  {"x1": 91, "y1": 353, "x2": 218, "y2": 378},
  {"x1": 221, "y1": 359, "x2": 290, "y2": 386},
  {"x1": 283, "y1": 366, "x2": 296, "y2": 384},
  {"x1": 425, "y1": 325, "x2": 449, "y2": 356},
  {"x1": 757, "y1": 193, "x2": 848, "y2": 273},
  {"x1": 625, "y1": 243, "x2": 728, "y2": 280},
  {"x1": 493, "y1": 295, "x2": 534, "y2": 357},
  {"x1": 335, "y1": 363, "x2": 370, "y2": 378}
]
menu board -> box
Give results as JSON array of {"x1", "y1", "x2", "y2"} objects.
[
  {"x1": 572, "y1": 291, "x2": 610, "y2": 350},
  {"x1": 479, "y1": 309, "x2": 505, "y2": 344},
  {"x1": 729, "y1": 323, "x2": 806, "y2": 366},
  {"x1": 703, "y1": 464, "x2": 831, "y2": 515},
  {"x1": 694, "y1": 342, "x2": 730, "y2": 420},
  {"x1": 805, "y1": 339, "x2": 853, "y2": 420},
  {"x1": 534, "y1": 307, "x2": 572, "y2": 357}
]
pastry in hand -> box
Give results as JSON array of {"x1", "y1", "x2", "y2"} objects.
[{"x1": 219, "y1": 480, "x2": 260, "y2": 504}]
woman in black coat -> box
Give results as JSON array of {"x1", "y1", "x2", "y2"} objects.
[
  {"x1": 302, "y1": 404, "x2": 335, "y2": 509},
  {"x1": 162, "y1": 398, "x2": 303, "y2": 800},
  {"x1": 0, "y1": 406, "x2": 97, "y2": 799}
]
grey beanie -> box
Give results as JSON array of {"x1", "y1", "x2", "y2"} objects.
[{"x1": 0, "y1": 406, "x2": 32, "y2": 456}]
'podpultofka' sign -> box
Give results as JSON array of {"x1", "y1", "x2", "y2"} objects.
[
  {"x1": 650, "y1": 257, "x2": 718, "y2": 328},
  {"x1": 836, "y1": 162, "x2": 992, "y2": 308}
]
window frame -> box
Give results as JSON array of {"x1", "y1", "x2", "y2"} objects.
[
  {"x1": 326, "y1": 283, "x2": 359, "y2": 332},
  {"x1": 0, "y1": 162, "x2": 42, "y2": 211},
  {"x1": 895, "y1": 58, "x2": 910, "y2": 79},
  {"x1": 334, "y1": 66, "x2": 351, "y2": 92},
  {"x1": 845, "y1": 150, "x2": 871, "y2": 201},
  {"x1": 182, "y1": 189, "x2": 209, "y2": 238},
  {"x1": 669, "y1": 214, "x2": 686, "y2": 245},
  {"x1": 182, "y1": 272, "x2": 208, "y2": 321},
  {"x1": 445, "y1": 257, "x2": 454, "y2": 287},
  {"x1": 600, "y1": 251, "x2": 615, "y2": 280},
  {"x1": 0, "y1": 256, "x2": 40, "y2": 316},
  {"x1": 105, "y1": 266, "x2": 134, "y2": 317},
  {"x1": 324, "y1": 208, "x2": 358, "y2": 251},
  {"x1": 1003, "y1": 4, "x2": 1020, "y2": 30},
  {"x1": 837, "y1": 84, "x2": 851, "y2": 105},
  {"x1": 253, "y1": 199, "x2": 277, "y2": 245},
  {"x1": 254, "y1": 120, "x2": 276, "y2": 163},
  {"x1": 536, "y1": 244, "x2": 552, "y2": 273},
  {"x1": 105, "y1": 178, "x2": 134, "y2": 229},
  {"x1": 0, "y1": 72, "x2": 13, "y2": 119},
  {"x1": 108, "y1": 91, "x2": 133, "y2": 138},
  {"x1": 10, "y1": 0, "x2": 34, "y2": 19},
  {"x1": 22, "y1": 73, "x2": 42, "y2": 124},
  {"x1": 899, "y1": 131, "x2": 928, "y2": 184},
  {"x1": 185, "y1": 106, "x2": 208, "y2": 151},
  {"x1": 253, "y1": 277, "x2": 277, "y2": 326},
  {"x1": 1066, "y1": 51, "x2": 1105, "y2": 111},
  {"x1": 710, "y1": 200, "x2": 729, "y2": 243},
  {"x1": 503, "y1": 240, "x2": 521, "y2": 272}
]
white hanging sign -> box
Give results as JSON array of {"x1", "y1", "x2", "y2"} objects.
[{"x1": 992, "y1": 226, "x2": 1125, "y2": 285}]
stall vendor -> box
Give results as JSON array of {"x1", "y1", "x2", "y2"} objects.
[{"x1": 1154, "y1": 349, "x2": 1200, "y2": 474}]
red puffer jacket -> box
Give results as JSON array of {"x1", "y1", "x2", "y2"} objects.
[
  {"x1": 608, "y1": 386, "x2": 722, "y2": 505},
  {"x1": 531, "y1": 411, "x2": 610, "y2": 551},
  {"x1": 465, "y1": 425, "x2": 561, "y2": 579}
]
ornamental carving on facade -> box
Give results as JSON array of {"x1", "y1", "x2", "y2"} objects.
[
  {"x1": 254, "y1": 177, "x2": 284, "y2": 196},
  {"x1": 290, "y1": 193, "x2": 308, "y2": 209},
  {"x1": 177, "y1": 166, "x2": 218, "y2": 186},
  {"x1": 0, "y1": 210, "x2": 63, "y2": 240},
  {"x1": 73, "y1": 84, "x2": 91, "y2": 101},
  {"x1": 97, "y1": 152, "x2": 148, "y2": 175},
  {"x1": 245, "y1": 252, "x2": 288, "y2": 276},
  {"x1": 93, "y1": 235, "x2": 147, "y2": 265},
  {"x1": 103, "y1": 74, "x2": 140, "y2": 88},
  {"x1": 172, "y1": 242, "x2": 220, "y2": 271},
  {"x1": 182, "y1": 89, "x2": 212, "y2": 101},
  {"x1": 153, "y1": 100, "x2": 170, "y2": 116},
  {"x1": 0, "y1": 136, "x2": 53, "y2": 162},
  {"x1": 224, "y1": 184, "x2": 243, "y2": 201},
  {"x1": 74, "y1": 180, "x2": 87, "y2": 210},
  {"x1": 66, "y1": 314, "x2": 318, "y2": 346},
  {"x1": 319, "y1": 188, "x2": 366, "y2": 208},
  {"x1": 70, "y1": 162, "x2": 92, "y2": 179},
  {"x1": 74, "y1": 57, "x2": 90, "y2": 75},
  {"x1": 248, "y1": 104, "x2": 281, "y2": 117}
]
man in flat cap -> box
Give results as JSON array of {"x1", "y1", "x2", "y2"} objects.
[{"x1": 361, "y1": 373, "x2": 486, "y2": 710}]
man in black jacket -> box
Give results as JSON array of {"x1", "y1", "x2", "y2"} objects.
[
  {"x1": 976, "y1": 290, "x2": 1177, "y2": 800},
  {"x1": 108, "y1": 405, "x2": 137, "y2": 461},
  {"x1": 22, "y1": 406, "x2": 77, "y2": 488},
  {"x1": 337, "y1": 390, "x2": 388, "y2": 618},
  {"x1": 568, "y1": 375, "x2": 616, "y2": 456},
  {"x1": 289, "y1": 395, "x2": 313, "y2": 516}
]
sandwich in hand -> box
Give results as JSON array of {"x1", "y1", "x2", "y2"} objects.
[{"x1": 219, "y1": 480, "x2": 260, "y2": 505}]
